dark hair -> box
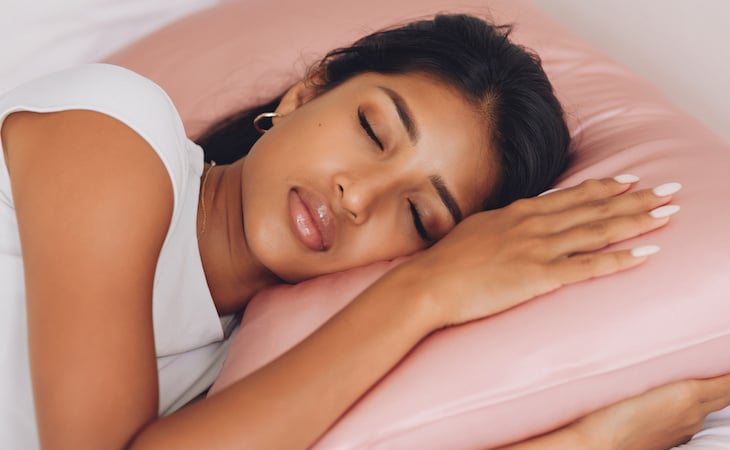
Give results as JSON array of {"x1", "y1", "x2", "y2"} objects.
[{"x1": 196, "y1": 14, "x2": 571, "y2": 210}]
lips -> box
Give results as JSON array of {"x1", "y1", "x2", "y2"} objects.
[{"x1": 288, "y1": 188, "x2": 336, "y2": 251}]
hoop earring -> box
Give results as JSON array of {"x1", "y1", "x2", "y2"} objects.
[{"x1": 253, "y1": 112, "x2": 282, "y2": 133}]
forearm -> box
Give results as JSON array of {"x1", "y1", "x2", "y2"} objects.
[{"x1": 131, "y1": 265, "x2": 436, "y2": 449}]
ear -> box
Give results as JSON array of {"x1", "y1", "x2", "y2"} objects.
[
  {"x1": 274, "y1": 71, "x2": 325, "y2": 117},
  {"x1": 274, "y1": 80, "x2": 317, "y2": 116}
]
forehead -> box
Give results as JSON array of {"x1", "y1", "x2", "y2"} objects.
[{"x1": 339, "y1": 72, "x2": 498, "y2": 215}]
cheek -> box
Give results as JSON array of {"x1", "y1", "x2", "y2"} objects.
[
  {"x1": 339, "y1": 216, "x2": 425, "y2": 266},
  {"x1": 240, "y1": 188, "x2": 291, "y2": 276},
  {"x1": 243, "y1": 202, "x2": 426, "y2": 283},
  {"x1": 297, "y1": 221, "x2": 425, "y2": 281}
]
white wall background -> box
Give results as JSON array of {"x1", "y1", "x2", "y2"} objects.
[{"x1": 530, "y1": 0, "x2": 730, "y2": 143}]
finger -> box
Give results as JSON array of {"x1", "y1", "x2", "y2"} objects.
[
  {"x1": 540, "y1": 185, "x2": 680, "y2": 234},
  {"x1": 545, "y1": 211, "x2": 672, "y2": 257},
  {"x1": 550, "y1": 246, "x2": 659, "y2": 286},
  {"x1": 525, "y1": 176, "x2": 638, "y2": 214}
]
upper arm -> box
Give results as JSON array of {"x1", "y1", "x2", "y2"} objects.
[{"x1": 2, "y1": 109, "x2": 173, "y2": 449}]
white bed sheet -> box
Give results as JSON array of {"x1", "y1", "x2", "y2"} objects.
[{"x1": 2, "y1": 1, "x2": 729, "y2": 448}]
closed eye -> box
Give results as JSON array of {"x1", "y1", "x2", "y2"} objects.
[
  {"x1": 408, "y1": 200, "x2": 432, "y2": 243},
  {"x1": 358, "y1": 108, "x2": 384, "y2": 150}
]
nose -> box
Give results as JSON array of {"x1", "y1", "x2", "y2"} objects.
[{"x1": 335, "y1": 170, "x2": 395, "y2": 225}]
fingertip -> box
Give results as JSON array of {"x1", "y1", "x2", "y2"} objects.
[
  {"x1": 653, "y1": 182, "x2": 683, "y2": 197},
  {"x1": 614, "y1": 174, "x2": 640, "y2": 184},
  {"x1": 630, "y1": 245, "x2": 661, "y2": 258},
  {"x1": 600, "y1": 175, "x2": 635, "y2": 196},
  {"x1": 538, "y1": 187, "x2": 561, "y2": 197},
  {"x1": 649, "y1": 204, "x2": 680, "y2": 219}
]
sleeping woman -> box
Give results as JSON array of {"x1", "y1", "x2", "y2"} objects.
[{"x1": 1, "y1": 13, "x2": 728, "y2": 450}]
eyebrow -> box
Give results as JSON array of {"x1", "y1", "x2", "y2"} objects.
[
  {"x1": 375, "y1": 85, "x2": 461, "y2": 224},
  {"x1": 430, "y1": 175, "x2": 463, "y2": 224},
  {"x1": 377, "y1": 86, "x2": 419, "y2": 144}
]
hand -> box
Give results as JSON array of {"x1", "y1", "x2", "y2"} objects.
[
  {"x1": 571, "y1": 373, "x2": 730, "y2": 450},
  {"x1": 402, "y1": 176, "x2": 680, "y2": 328}
]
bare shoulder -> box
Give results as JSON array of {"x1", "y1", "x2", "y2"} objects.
[
  {"x1": 3, "y1": 108, "x2": 173, "y2": 223},
  {"x1": 3, "y1": 108, "x2": 174, "y2": 257}
]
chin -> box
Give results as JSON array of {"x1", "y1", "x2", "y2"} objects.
[
  {"x1": 244, "y1": 205, "x2": 333, "y2": 284},
  {"x1": 268, "y1": 262, "x2": 316, "y2": 284},
  {"x1": 248, "y1": 236, "x2": 313, "y2": 284}
]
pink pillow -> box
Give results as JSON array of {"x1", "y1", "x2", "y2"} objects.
[{"x1": 106, "y1": 0, "x2": 730, "y2": 448}]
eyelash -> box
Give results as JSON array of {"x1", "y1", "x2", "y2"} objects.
[
  {"x1": 358, "y1": 107, "x2": 429, "y2": 243},
  {"x1": 357, "y1": 108, "x2": 384, "y2": 151},
  {"x1": 409, "y1": 200, "x2": 432, "y2": 243}
]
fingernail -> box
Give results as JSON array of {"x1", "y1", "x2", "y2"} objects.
[
  {"x1": 614, "y1": 174, "x2": 640, "y2": 184},
  {"x1": 538, "y1": 187, "x2": 561, "y2": 197},
  {"x1": 631, "y1": 245, "x2": 661, "y2": 258},
  {"x1": 649, "y1": 204, "x2": 680, "y2": 218},
  {"x1": 653, "y1": 182, "x2": 682, "y2": 197}
]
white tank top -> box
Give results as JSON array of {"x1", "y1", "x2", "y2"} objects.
[{"x1": 0, "y1": 64, "x2": 235, "y2": 449}]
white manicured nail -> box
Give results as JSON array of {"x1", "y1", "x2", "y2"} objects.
[
  {"x1": 649, "y1": 204, "x2": 680, "y2": 218},
  {"x1": 631, "y1": 245, "x2": 661, "y2": 258},
  {"x1": 614, "y1": 174, "x2": 640, "y2": 184},
  {"x1": 653, "y1": 182, "x2": 682, "y2": 197},
  {"x1": 538, "y1": 188, "x2": 561, "y2": 197}
]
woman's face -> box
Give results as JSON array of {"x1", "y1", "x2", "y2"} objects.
[{"x1": 240, "y1": 72, "x2": 497, "y2": 282}]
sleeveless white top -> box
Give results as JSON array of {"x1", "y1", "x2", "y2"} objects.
[{"x1": 0, "y1": 64, "x2": 235, "y2": 449}]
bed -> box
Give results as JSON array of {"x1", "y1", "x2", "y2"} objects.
[{"x1": 0, "y1": 0, "x2": 730, "y2": 450}]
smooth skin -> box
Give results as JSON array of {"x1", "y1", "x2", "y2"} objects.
[
  {"x1": 502, "y1": 374, "x2": 730, "y2": 450},
  {"x1": 238, "y1": 72, "x2": 495, "y2": 283},
  {"x1": 3, "y1": 71, "x2": 729, "y2": 450}
]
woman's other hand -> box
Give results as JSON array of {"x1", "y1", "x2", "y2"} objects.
[
  {"x1": 573, "y1": 373, "x2": 730, "y2": 450},
  {"x1": 498, "y1": 373, "x2": 730, "y2": 450},
  {"x1": 398, "y1": 175, "x2": 681, "y2": 329}
]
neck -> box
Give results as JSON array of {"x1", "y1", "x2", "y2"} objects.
[{"x1": 197, "y1": 160, "x2": 280, "y2": 315}]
